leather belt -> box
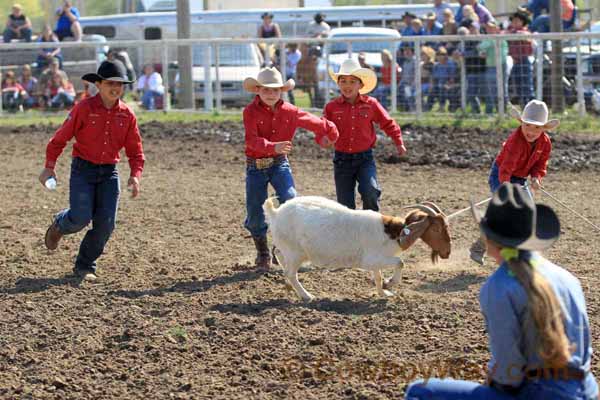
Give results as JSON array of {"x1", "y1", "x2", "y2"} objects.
[
  {"x1": 246, "y1": 155, "x2": 287, "y2": 170},
  {"x1": 525, "y1": 367, "x2": 586, "y2": 381}
]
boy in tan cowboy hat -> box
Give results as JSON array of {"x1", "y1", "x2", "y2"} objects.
[
  {"x1": 242, "y1": 67, "x2": 338, "y2": 270},
  {"x1": 470, "y1": 99, "x2": 559, "y2": 265},
  {"x1": 324, "y1": 58, "x2": 406, "y2": 212}
]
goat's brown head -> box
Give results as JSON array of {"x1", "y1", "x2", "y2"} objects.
[{"x1": 401, "y1": 202, "x2": 451, "y2": 263}]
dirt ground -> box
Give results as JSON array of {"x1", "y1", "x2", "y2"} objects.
[{"x1": 1, "y1": 121, "x2": 599, "y2": 400}]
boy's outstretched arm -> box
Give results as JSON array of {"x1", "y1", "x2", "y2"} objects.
[{"x1": 296, "y1": 109, "x2": 339, "y2": 148}]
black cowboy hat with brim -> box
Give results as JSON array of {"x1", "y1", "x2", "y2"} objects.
[
  {"x1": 81, "y1": 60, "x2": 135, "y2": 84},
  {"x1": 510, "y1": 9, "x2": 531, "y2": 26},
  {"x1": 470, "y1": 183, "x2": 560, "y2": 251}
]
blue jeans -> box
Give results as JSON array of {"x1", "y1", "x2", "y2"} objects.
[
  {"x1": 245, "y1": 159, "x2": 296, "y2": 237},
  {"x1": 485, "y1": 65, "x2": 508, "y2": 114},
  {"x1": 511, "y1": 60, "x2": 534, "y2": 107},
  {"x1": 54, "y1": 157, "x2": 120, "y2": 273},
  {"x1": 467, "y1": 72, "x2": 483, "y2": 114},
  {"x1": 333, "y1": 149, "x2": 381, "y2": 211},
  {"x1": 51, "y1": 92, "x2": 75, "y2": 109},
  {"x1": 3, "y1": 27, "x2": 32, "y2": 43},
  {"x1": 488, "y1": 161, "x2": 532, "y2": 199},
  {"x1": 406, "y1": 377, "x2": 595, "y2": 400},
  {"x1": 141, "y1": 90, "x2": 163, "y2": 110}
]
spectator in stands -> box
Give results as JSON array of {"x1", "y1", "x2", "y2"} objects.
[
  {"x1": 1, "y1": 70, "x2": 26, "y2": 112},
  {"x1": 137, "y1": 64, "x2": 164, "y2": 111},
  {"x1": 423, "y1": 12, "x2": 443, "y2": 49},
  {"x1": 357, "y1": 52, "x2": 375, "y2": 71},
  {"x1": 433, "y1": 0, "x2": 452, "y2": 23},
  {"x1": 461, "y1": 19, "x2": 486, "y2": 114},
  {"x1": 55, "y1": 0, "x2": 82, "y2": 42},
  {"x1": 442, "y1": 8, "x2": 458, "y2": 35},
  {"x1": 528, "y1": 0, "x2": 576, "y2": 32},
  {"x1": 39, "y1": 57, "x2": 68, "y2": 103},
  {"x1": 400, "y1": 12, "x2": 418, "y2": 36},
  {"x1": 461, "y1": 5, "x2": 481, "y2": 30},
  {"x1": 454, "y1": 0, "x2": 467, "y2": 24},
  {"x1": 107, "y1": 49, "x2": 136, "y2": 82},
  {"x1": 3, "y1": 4, "x2": 32, "y2": 43},
  {"x1": 257, "y1": 12, "x2": 281, "y2": 66},
  {"x1": 36, "y1": 25, "x2": 63, "y2": 71},
  {"x1": 479, "y1": 21, "x2": 508, "y2": 114},
  {"x1": 284, "y1": 43, "x2": 302, "y2": 105},
  {"x1": 462, "y1": 0, "x2": 494, "y2": 26},
  {"x1": 425, "y1": 47, "x2": 459, "y2": 112},
  {"x1": 507, "y1": 9, "x2": 534, "y2": 106},
  {"x1": 399, "y1": 45, "x2": 416, "y2": 111},
  {"x1": 45, "y1": 73, "x2": 75, "y2": 110},
  {"x1": 306, "y1": 13, "x2": 330, "y2": 38},
  {"x1": 18, "y1": 64, "x2": 37, "y2": 109},
  {"x1": 421, "y1": 46, "x2": 436, "y2": 99},
  {"x1": 374, "y1": 49, "x2": 401, "y2": 109}
]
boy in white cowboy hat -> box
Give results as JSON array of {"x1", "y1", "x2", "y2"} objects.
[
  {"x1": 324, "y1": 58, "x2": 406, "y2": 212},
  {"x1": 406, "y1": 182, "x2": 598, "y2": 400},
  {"x1": 242, "y1": 67, "x2": 338, "y2": 270},
  {"x1": 38, "y1": 60, "x2": 144, "y2": 282},
  {"x1": 470, "y1": 99, "x2": 559, "y2": 265}
]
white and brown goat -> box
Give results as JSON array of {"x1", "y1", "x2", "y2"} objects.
[{"x1": 263, "y1": 196, "x2": 451, "y2": 301}]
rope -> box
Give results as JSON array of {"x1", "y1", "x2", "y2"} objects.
[
  {"x1": 540, "y1": 188, "x2": 600, "y2": 232},
  {"x1": 447, "y1": 197, "x2": 492, "y2": 220}
]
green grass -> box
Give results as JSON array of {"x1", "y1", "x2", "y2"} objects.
[{"x1": 1, "y1": 96, "x2": 598, "y2": 135}]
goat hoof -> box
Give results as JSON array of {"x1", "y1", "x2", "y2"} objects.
[
  {"x1": 382, "y1": 279, "x2": 396, "y2": 290},
  {"x1": 301, "y1": 294, "x2": 316, "y2": 302},
  {"x1": 379, "y1": 289, "x2": 395, "y2": 297}
]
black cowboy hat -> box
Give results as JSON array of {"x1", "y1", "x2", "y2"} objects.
[
  {"x1": 261, "y1": 12, "x2": 274, "y2": 19},
  {"x1": 510, "y1": 9, "x2": 531, "y2": 26},
  {"x1": 470, "y1": 183, "x2": 560, "y2": 251},
  {"x1": 81, "y1": 60, "x2": 135, "y2": 84},
  {"x1": 402, "y1": 11, "x2": 417, "y2": 19}
]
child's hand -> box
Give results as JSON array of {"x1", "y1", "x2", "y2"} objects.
[
  {"x1": 319, "y1": 136, "x2": 334, "y2": 148},
  {"x1": 127, "y1": 176, "x2": 141, "y2": 198},
  {"x1": 531, "y1": 177, "x2": 542, "y2": 191},
  {"x1": 39, "y1": 168, "x2": 56, "y2": 187},
  {"x1": 396, "y1": 144, "x2": 407, "y2": 156},
  {"x1": 274, "y1": 141, "x2": 292, "y2": 155}
]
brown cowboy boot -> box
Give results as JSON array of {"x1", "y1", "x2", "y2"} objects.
[
  {"x1": 44, "y1": 221, "x2": 63, "y2": 250},
  {"x1": 252, "y1": 236, "x2": 271, "y2": 270}
]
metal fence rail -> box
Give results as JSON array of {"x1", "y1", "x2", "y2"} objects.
[{"x1": 1, "y1": 32, "x2": 600, "y2": 116}]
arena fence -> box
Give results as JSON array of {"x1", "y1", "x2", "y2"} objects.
[{"x1": 1, "y1": 32, "x2": 600, "y2": 117}]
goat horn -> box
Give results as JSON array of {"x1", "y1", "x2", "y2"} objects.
[
  {"x1": 421, "y1": 201, "x2": 444, "y2": 215},
  {"x1": 402, "y1": 204, "x2": 438, "y2": 217}
]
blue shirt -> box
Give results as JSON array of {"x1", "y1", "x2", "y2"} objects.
[
  {"x1": 432, "y1": 60, "x2": 457, "y2": 84},
  {"x1": 480, "y1": 253, "x2": 598, "y2": 399},
  {"x1": 56, "y1": 7, "x2": 80, "y2": 33},
  {"x1": 525, "y1": 0, "x2": 549, "y2": 19}
]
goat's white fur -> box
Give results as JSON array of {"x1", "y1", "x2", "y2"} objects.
[{"x1": 264, "y1": 196, "x2": 405, "y2": 301}]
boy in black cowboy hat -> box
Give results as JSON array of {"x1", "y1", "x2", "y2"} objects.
[
  {"x1": 38, "y1": 60, "x2": 145, "y2": 281},
  {"x1": 406, "y1": 182, "x2": 599, "y2": 400}
]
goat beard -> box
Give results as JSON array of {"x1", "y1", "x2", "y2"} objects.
[{"x1": 431, "y1": 251, "x2": 439, "y2": 264}]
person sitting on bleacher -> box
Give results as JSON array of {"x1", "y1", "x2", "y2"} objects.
[
  {"x1": 36, "y1": 25, "x2": 62, "y2": 71},
  {"x1": 39, "y1": 58, "x2": 68, "y2": 105},
  {"x1": 137, "y1": 64, "x2": 164, "y2": 110},
  {"x1": 3, "y1": 4, "x2": 32, "y2": 43},
  {"x1": 1, "y1": 70, "x2": 26, "y2": 112},
  {"x1": 45, "y1": 73, "x2": 75, "y2": 110},
  {"x1": 19, "y1": 64, "x2": 37, "y2": 109},
  {"x1": 54, "y1": 0, "x2": 81, "y2": 42}
]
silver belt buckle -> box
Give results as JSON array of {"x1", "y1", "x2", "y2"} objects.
[{"x1": 255, "y1": 158, "x2": 274, "y2": 169}]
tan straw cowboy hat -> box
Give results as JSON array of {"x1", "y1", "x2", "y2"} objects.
[
  {"x1": 329, "y1": 58, "x2": 377, "y2": 94},
  {"x1": 243, "y1": 67, "x2": 295, "y2": 93},
  {"x1": 510, "y1": 100, "x2": 560, "y2": 131}
]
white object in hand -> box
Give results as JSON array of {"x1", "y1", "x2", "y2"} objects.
[{"x1": 45, "y1": 176, "x2": 57, "y2": 191}]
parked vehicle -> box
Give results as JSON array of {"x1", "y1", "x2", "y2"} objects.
[{"x1": 173, "y1": 42, "x2": 263, "y2": 107}]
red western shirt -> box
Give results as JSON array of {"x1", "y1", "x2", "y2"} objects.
[
  {"x1": 243, "y1": 96, "x2": 339, "y2": 159},
  {"x1": 45, "y1": 95, "x2": 145, "y2": 178},
  {"x1": 324, "y1": 95, "x2": 403, "y2": 153},
  {"x1": 495, "y1": 126, "x2": 552, "y2": 182}
]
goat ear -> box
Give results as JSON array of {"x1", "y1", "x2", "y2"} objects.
[
  {"x1": 399, "y1": 217, "x2": 431, "y2": 250},
  {"x1": 382, "y1": 215, "x2": 405, "y2": 240}
]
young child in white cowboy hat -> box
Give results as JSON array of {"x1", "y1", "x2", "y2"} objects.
[
  {"x1": 323, "y1": 58, "x2": 406, "y2": 212},
  {"x1": 470, "y1": 99, "x2": 560, "y2": 265},
  {"x1": 406, "y1": 182, "x2": 598, "y2": 400},
  {"x1": 242, "y1": 67, "x2": 338, "y2": 271}
]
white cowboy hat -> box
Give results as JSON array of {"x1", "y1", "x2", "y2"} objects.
[
  {"x1": 510, "y1": 100, "x2": 560, "y2": 131},
  {"x1": 328, "y1": 58, "x2": 377, "y2": 95},
  {"x1": 243, "y1": 67, "x2": 295, "y2": 93}
]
